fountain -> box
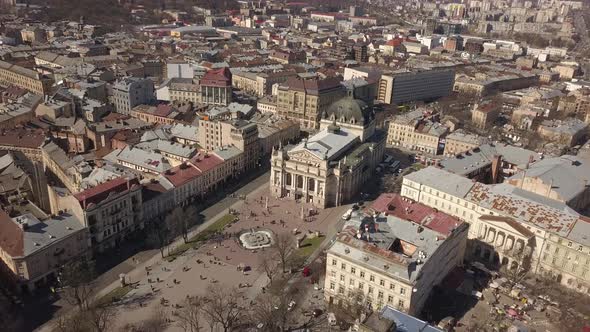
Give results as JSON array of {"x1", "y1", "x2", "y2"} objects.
[{"x1": 238, "y1": 229, "x2": 274, "y2": 249}]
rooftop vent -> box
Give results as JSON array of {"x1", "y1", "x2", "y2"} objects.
[{"x1": 344, "y1": 248, "x2": 350, "y2": 254}]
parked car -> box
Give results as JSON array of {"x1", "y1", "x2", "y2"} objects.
[{"x1": 342, "y1": 208, "x2": 353, "y2": 220}]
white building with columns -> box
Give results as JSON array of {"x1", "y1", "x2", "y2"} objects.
[
  {"x1": 401, "y1": 166, "x2": 590, "y2": 294},
  {"x1": 270, "y1": 97, "x2": 386, "y2": 208}
]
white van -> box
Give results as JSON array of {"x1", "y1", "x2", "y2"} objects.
[
  {"x1": 327, "y1": 313, "x2": 337, "y2": 326},
  {"x1": 342, "y1": 209, "x2": 353, "y2": 220}
]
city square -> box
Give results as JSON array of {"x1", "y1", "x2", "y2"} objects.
[{"x1": 104, "y1": 187, "x2": 349, "y2": 330}]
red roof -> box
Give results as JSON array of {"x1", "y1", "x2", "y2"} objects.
[
  {"x1": 102, "y1": 112, "x2": 129, "y2": 121},
  {"x1": 163, "y1": 163, "x2": 202, "y2": 187},
  {"x1": 0, "y1": 209, "x2": 23, "y2": 257},
  {"x1": 163, "y1": 151, "x2": 224, "y2": 187},
  {"x1": 386, "y1": 38, "x2": 403, "y2": 47},
  {"x1": 0, "y1": 129, "x2": 46, "y2": 149},
  {"x1": 370, "y1": 193, "x2": 462, "y2": 237},
  {"x1": 199, "y1": 67, "x2": 232, "y2": 88},
  {"x1": 154, "y1": 104, "x2": 173, "y2": 117},
  {"x1": 74, "y1": 177, "x2": 139, "y2": 209}
]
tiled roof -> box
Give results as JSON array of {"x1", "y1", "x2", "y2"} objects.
[
  {"x1": 370, "y1": 193, "x2": 462, "y2": 237},
  {"x1": 74, "y1": 177, "x2": 139, "y2": 209},
  {"x1": 0, "y1": 129, "x2": 46, "y2": 149},
  {"x1": 199, "y1": 67, "x2": 232, "y2": 87}
]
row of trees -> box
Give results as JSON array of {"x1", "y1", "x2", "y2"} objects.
[{"x1": 147, "y1": 205, "x2": 199, "y2": 258}]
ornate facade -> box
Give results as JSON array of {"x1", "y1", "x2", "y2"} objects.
[{"x1": 270, "y1": 97, "x2": 385, "y2": 208}]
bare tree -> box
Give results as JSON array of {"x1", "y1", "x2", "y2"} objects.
[
  {"x1": 249, "y1": 293, "x2": 291, "y2": 332},
  {"x1": 86, "y1": 304, "x2": 118, "y2": 332},
  {"x1": 166, "y1": 207, "x2": 187, "y2": 243},
  {"x1": 201, "y1": 286, "x2": 246, "y2": 332},
  {"x1": 137, "y1": 307, "x2": 168, "y2": 332},
  {"x1": 501, "y1": 249, "x2": 532, "y2": 288},
  {"x1": 53, "y1": 312, "x2": 87, "y2": 332},
  {"x1": 273, "y1": 233, "x2": 295, "y2": 273},
  {"x1": 59, "y1": 259, "x2": 96, "y2": 310},
  {"x1": 177, "y1": 296, "x2": 204, "y2": 332},
  {"x1": 346, "y1": 288, "x2": 370, "y2": 319},
  {"x1": 258, "y1": 251, "x2": 277, "y2": 284},
  {"x1": 53, "y1": 303, "x2": 117, "y2": 332}
]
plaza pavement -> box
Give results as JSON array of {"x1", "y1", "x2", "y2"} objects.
[{"x1": 106, "y1": 188, "x2": 349, "y2": 331}]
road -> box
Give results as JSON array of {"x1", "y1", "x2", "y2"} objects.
[{"x1": 33, "y1": 171, "x2": 271, "y2": 332}]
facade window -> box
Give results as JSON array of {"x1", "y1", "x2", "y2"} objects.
[
  {"x1": 398, "y1": 300, "x2": 405, "y2": 308},
  {"x1": 377, "y1": 291, "x2": 384, "y2": 299},
  {"x1": 330, "y1": 270, "x2": 336, "y2": 277},
  {"x1": 341, "y1": 263, "x2": 346, "y2": 270},
  {"x1": 389, "y1": 283, "x2": 395, "y2": 290},
  {"x1": 360, "y1": 271, "x2": 365, "y2": 278},
  {"x1": 330, "y1": 282, "x2": 335, "y2": 290},
  {"x1": 349, "y1": 279, "x2": 355, "y2": 286},
  {"x1": 399, "y1": 287, "x2": 406, "y2": 295},
  {"x1": 379, "y1": 279, "x2": 385, "y2": 287},
  {"x1": 350, "y1": 267, "x2": 356, "y2": 274},
  {"x1": 370, "y1": 275, "x2": 375, "y2": 282},
  {"x1": 332, "y1": 258, "x2": 337, "y2": 266},
  {"x1": 340, "y1": 275, "x2": 345, "y2": 282},
  {"x1": 368, "y1": 286, "x2": 374, "y2": 294},
  {"x1": 358, "y1": 282, "x2": 364, "y2": 290},
  {"x1": 388, "y1": 295, "x2": 394, "y2": 303}
]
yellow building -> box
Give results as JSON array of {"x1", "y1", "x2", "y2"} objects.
[
  {"x1": 276, "y1": 77, "x2": 345, "y2": 130},
  {"x1": 0, "y1": 60, "x2": 53, "y2": 95},
  {"x1": 387, "y1": 109, "x2": 448, "y2": 155}
]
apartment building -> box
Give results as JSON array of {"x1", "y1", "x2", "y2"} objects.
[
  {"x1": 250, "y1": 113, "x2": 300, "y2": 156},
  {"x1": 387, "y1": 109, "x2": 448, "y2": 155},
  {"x1": 471, "y1": 102, "x2": 500, "y2": 129},
  {"x1": 0, "y1": 210, "x2": 88, "y2": 293},
  {"x1": 0, "y1": 60, "x2": 53, "y2": 95},
  {"x1": 169, "y1": 79, "x2": 201, "y2": 104},
  {"x1": 377, "y1": 69, "x2": 455, "y2": 105},
  {"x1": 160, "y1": 147, "x2": 243, "y2": 206},
  {"x1": 112, "y1": 77, "x2": 155, "y2": 115},
  {"x1": 443, "y1": 130, "x2": 489, "y2": 156},
  {"x1": 276, "y1": 76, "x2": 345, "y2": 130},
  {"x1": 324, "y1": 193, "x2": 468, "y2": 315},
  {"x1": 557, "y1": 88, "x2": 590, "y2": 120},
  {"x1": 233, "y1": 70, "x2": 299, "y2": 98},
  {"x1": 65, "y1": 177, "x2": 143, "y2": 253},
  {"x1": 197, "y1": 118, "x2": 260, "y2": 170},
  {"x1": 401, "y1": 166, "x2": 590, "y2": 294}
]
